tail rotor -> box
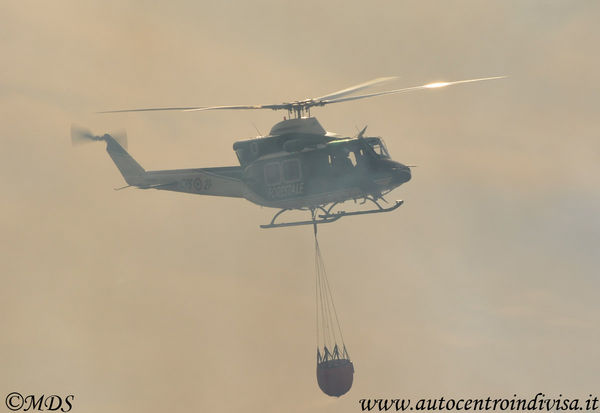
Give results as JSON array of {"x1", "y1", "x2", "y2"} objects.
[
  {"x1": 71, "y1": 124, "x2": 101, "y2": 145},
  {"x1": 71, "y1": 124, "x2": 128, "y2": 149}
]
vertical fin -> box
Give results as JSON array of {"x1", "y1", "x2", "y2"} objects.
[{"x1": 104, "y1": 135, "x2": 145, "y2": 185}]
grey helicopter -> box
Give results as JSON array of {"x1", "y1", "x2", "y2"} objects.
[{"x1": 72, "y1": 76, "x2": 504, "y2": 228}]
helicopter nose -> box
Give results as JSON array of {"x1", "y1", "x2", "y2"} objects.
[{"x1": 391, "y1": 163, "x2": 411, "y2": 184}]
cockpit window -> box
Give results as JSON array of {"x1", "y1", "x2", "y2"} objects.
[{"x1": 366, "y1": 138, "x2": 390, "y2": 158}]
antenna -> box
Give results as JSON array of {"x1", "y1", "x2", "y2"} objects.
[{"x1": 251, "y1": 122, "x2": 263, "y2": 137}]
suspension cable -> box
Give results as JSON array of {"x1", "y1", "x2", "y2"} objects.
[{"x1": 313, "y1": 211, "x2": 347, "y2": 359}]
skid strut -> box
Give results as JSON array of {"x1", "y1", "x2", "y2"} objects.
[{"x1": 259, "y1": 199, "x2": 403, "y2": 229}]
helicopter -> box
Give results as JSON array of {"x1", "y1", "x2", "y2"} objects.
[{"x1": 72, "y1": 76, "x2": 504, "y2": 228}]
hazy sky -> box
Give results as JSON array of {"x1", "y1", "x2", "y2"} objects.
[{"x1": 2, "y1": 1, "x2": 600, "y2": 412}]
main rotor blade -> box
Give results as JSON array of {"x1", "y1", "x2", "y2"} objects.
[
  {"x1": 97, "y1": 76, "x2": 505, "y2": 115},
  {"x1": 99, "y1": 103, "x2": 288, "y2": 114},
  {"x1": 98, "y1": 107, "x2": 205, "y2": 114},
  {"x1": 321, "y1": 76, "x2": 506, "y2": 105},
  {"x1": 313, "y1": 77, "x2": 398, "y2": 101},
  {"x1": 185, "y1": 77, "x2": 399, "y2": 111},
  {"x1": 183, "y1": 103, "x2": 286, "y2": 112},
  {"x1": 98, "y1": 78, "x2": 398, "y2": 114}
]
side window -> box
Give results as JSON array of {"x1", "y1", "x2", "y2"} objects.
[
  {"x1": 329, "y1": 151, "x2": 354, "y2": 171},
  {"x1": 264, "y1": 162, "x2": 281, "y2": 185},
  {"x1": 282, "y1": 159, "x2": 301, "y2": 183},
  {"x1": 348, "y1": 152, "x2": 357, "y2": 167}
]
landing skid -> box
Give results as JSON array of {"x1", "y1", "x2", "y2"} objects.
[{"x1": 259, "y1": 198, "x2": 403, "y2": 229}]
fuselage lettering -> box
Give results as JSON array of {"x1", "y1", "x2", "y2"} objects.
[{"x1": 267, "y1": 182, "x2": 304, "y2": 199}]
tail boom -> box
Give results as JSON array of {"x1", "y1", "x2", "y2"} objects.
[
  {"x1": 104, "y1": 136, "x2": 243, "y2": 198},
  {"x1": 140, "y1": 167, "x2": 244, "y2": 198}
]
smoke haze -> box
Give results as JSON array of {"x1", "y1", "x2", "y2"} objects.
[{"x1": 2, "y1": 1, "x2": 599, "y2": 412}]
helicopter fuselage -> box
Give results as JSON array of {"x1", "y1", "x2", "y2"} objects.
[
  {"x1": 86, "y1": 75, "x2": 503, "y2": 227},
  {"x1": 84, "y1": 117, "x2": 411, "y2": 226},
  {"x1": 225, "y1": 117, "x2": 410, "y2": 209},
  {"x1": 237, "y1": 133, "x2": 411, "y2": 209}
]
